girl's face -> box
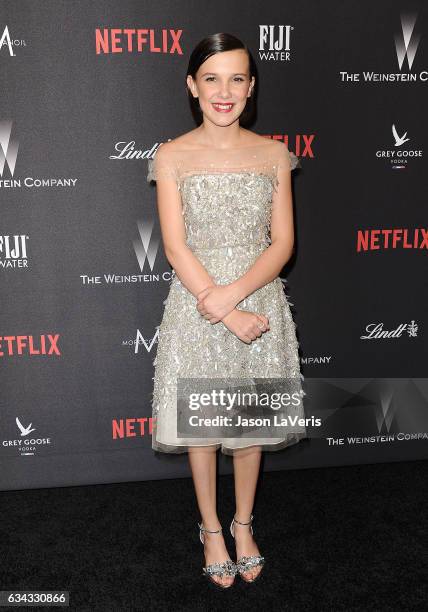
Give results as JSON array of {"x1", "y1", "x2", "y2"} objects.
[{"x1": 187, "y1": 49, "x2": 255, "y2": 127}]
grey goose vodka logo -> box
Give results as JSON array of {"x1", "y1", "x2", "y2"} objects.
[
  {"x1": 392, "y1": 124, "x2": 409, "y2": 147},
  {"x1": 0, "y1": 119, "x2": 78, "y2": 190},
  {"x1": 340, "y1": 11, "x2": 426, "y2": 83},
  {"x1": 258, "y1": 25, "x2": 294, "y2": 61},
  {"x1": 1, "y1": 417, "x2": 52, "y2": 457},
  {"x1": 16, "y1": 417, "x2": 35, "y2": 437},
  {"x1": 375, "y1": 123, "x2": 423, "y2": 169}
]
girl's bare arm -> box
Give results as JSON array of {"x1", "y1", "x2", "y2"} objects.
[
  {"x1": 196, "y1": 143, "x2": 295, "y2": 322},
  {"x1": 228, "y1": 145, "x2": 295, "y2": 303},
  {"x1": 153, "y1": 144, "x2": 217, "y2": 298}
]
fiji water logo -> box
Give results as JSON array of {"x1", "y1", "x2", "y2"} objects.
[
  {"x1": 0, "y1": 234, "x2": 29, "y2": 268},
  {"x1": 258, "y1": 25, "x2": 294, "y2": 61}
]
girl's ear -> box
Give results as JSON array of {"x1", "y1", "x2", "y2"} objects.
[{"x1": 187, "y1": 75, "x2": 197, "y2": 98}]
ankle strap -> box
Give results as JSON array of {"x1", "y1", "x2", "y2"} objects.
[
  {"x1": 198, "y1": 522, "x2": 222, "y2": 534},
  {"x1": 233, "y1": 513, "x2": 254, "y2": 526}
]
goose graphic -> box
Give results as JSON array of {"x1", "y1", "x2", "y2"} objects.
[
  {"x1": 392, "y1": 124, "x2": 410, "y2": 147},
  {"x1": 16, "y1": 417, "x2": 36, "y2": 436}
]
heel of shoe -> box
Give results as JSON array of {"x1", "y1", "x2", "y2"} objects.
[
  {"x1": 199, "y1": 522, "x2": 237, "y2": 588},
  {"x1": 229, "y1": 514, "x2": 264, "y2": 583}
]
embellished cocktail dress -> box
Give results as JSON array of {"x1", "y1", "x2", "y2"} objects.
[{"x1": 146, "y1": 139, "x2": 307, "y2": 454}]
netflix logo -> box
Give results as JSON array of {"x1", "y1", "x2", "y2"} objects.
[
  {"x1": 95, "y1": 28, "x2": 183, "y2": 55},
  {"x1": 0, "y1": 334, "x2": 61, "y2": 356},
  {"x1": 267, "y1": 134, "x2": 314, "y2": 159},
  {"x1": 112, "y1": 418, "x2": 155, "y2": 439},
  {"x1": 357, "y1": 228, "x2": 428, "y2": 251}
]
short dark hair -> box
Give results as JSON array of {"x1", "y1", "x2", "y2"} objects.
[{"x1": 186, "y1": 32, "x2": 257, "y2": 126}]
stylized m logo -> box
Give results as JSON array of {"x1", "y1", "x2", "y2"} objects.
[{"x1": 134, "y1": 328, "x2": 159, "y2": 354}]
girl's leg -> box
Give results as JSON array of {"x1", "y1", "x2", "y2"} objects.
[
  {"x1": 188, "y1": 446, "x2": 235, "y2": 587},
  {"x1": 232, "y1": 445, "x2": 263, "y2": 581}
]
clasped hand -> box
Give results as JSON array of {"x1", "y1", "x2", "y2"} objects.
[{"x1": 196, "y1": 284, "x2": 239, "y2": 324}]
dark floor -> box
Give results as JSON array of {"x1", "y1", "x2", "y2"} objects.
[{"x1": 1, "y1": 459, "x2": 427, "y2": 611}]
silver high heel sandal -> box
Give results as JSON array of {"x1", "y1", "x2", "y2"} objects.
[
  {"x1": 198, "y1": 522, "x2": 237, "y2": 589},
  {"x1": 230, "y1": 514, "x2": 265, "y2": 583}
]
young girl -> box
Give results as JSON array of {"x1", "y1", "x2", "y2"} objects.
[{"x1": 147, "y1": 32, "x2": 306, "y2": 589}]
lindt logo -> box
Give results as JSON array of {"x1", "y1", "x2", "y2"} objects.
[
  {"x1": 95, "y1": 28, "x2": 183, "y2": 55},
  {"x1": 360, "y1": 321, "x2": 418, "y2": 340}
]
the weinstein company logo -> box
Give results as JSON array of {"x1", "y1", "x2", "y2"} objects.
[
  {"x1": 0, "y1": 119, "x2": 18, "y2": 177},
  {"x1": 95, "y1": 28, "x2": 183, "y2": 55},
  {"x1": 340, "y1": 11, "x2": 426, "y2": 83},
  {"x1": 258, "y1": 25, "x2": 294, "y2": 61},
  {"x1": 80, "y1": 219, "x2": 173, "y2": 286},
  {"x1": 2, "y1": 418, "x2": 52, "y2": 457},
  {"x1": 394, "y1": 13, "x2": 420, "y2": 70},
  {"x1": 0, "y1": 119, "x2": 77, "y2": 189},
  {"x1": 356, "y1": 228, "x2": 428, "y2": 251},
  {"x1": 0, "y1": 25, "x2": 26, "y2": 56},
  {"x1": 375, "y1": 124, "x2": 423, "y2": 169},
  {"x1": 133, "y1": 218, "x2": 159, "y2": 273},
  {"x1": 0, "y1": 234, "x2": 29, "y2": 268},
  {"x1": 360, "y1": 320, "x2": 418, "y2": 340}
]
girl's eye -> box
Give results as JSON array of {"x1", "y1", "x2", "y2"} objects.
[{"x1": 205, "y1": 77, "x2": 245, "y2": 82}]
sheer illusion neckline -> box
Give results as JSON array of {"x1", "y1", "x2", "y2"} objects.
[
  {"x1": 146, "y1": 139, "x2": 300, "y2": 186},
  {"x1": 160, "y1": 140, "x2": 278, "y2": 154}
]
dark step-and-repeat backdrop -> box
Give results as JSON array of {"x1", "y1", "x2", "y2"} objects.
[{"x1": 1, "y1": 1, "x2": 427, "y2": 491}]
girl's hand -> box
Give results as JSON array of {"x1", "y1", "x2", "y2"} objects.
[
  {"x1": 196, "y1": 284, "x2": 241, "y2": 324},
  {"x1": 221, "y1": 309, "x2": 270, "y2": 344}
]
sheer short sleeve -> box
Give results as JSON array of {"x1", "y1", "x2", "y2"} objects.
[
  {"x1": 276, "y1": 142, "x2": 302, "y2": 172},
  {"x1": 146, "y1": 147, "x2": 178, "y2": 183}
]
